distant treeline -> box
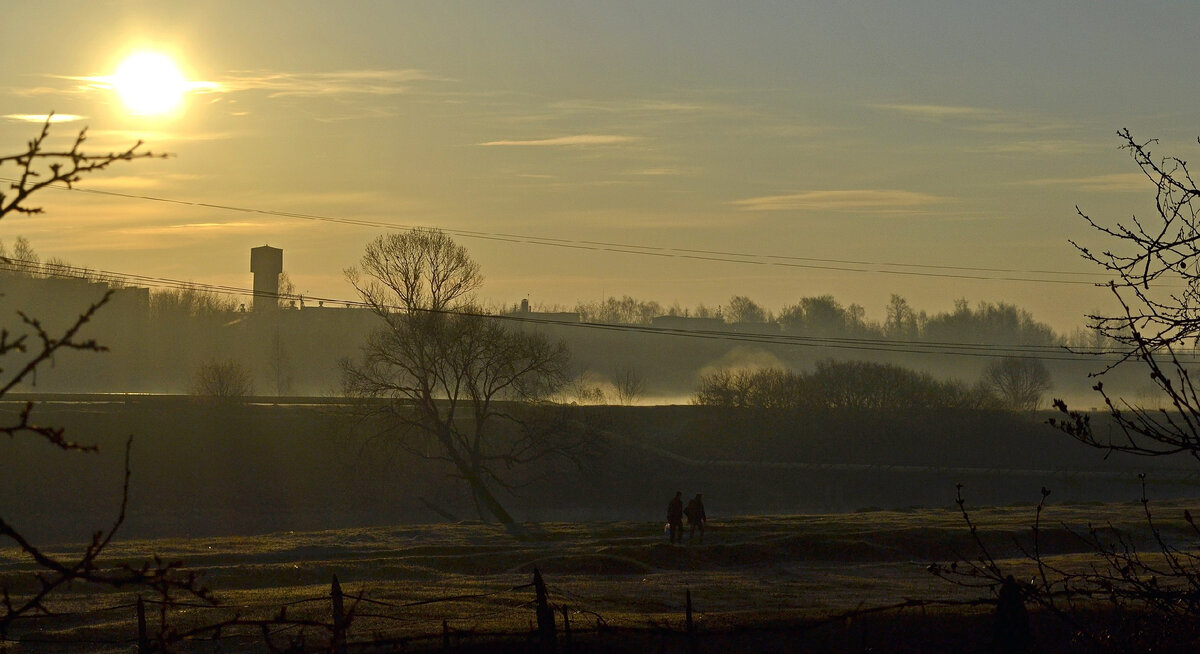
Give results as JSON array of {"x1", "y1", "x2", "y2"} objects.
[
  {"x1": 694, "y1": 361, "x2": 994, "y2": 410},
  {"x1": 0, "y1": 237, "x2": 1113, "y2": 399},
  {"x1": 692, "y1": 357, "x2": 1056, "y2": 412},
  {"x1": 540, "y1": 293, "x2": 1108, "y2": 349}
]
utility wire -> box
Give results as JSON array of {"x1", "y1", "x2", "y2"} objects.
[{"x1": 0, "y1": 177, "x2": 1112, "y2": 286}]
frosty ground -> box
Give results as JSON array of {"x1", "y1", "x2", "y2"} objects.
[{"x1": 4, "y1": 498, "x2": 1197, "y2": 651}]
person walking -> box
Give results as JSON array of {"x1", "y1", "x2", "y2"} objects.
[
  {"x1": 684, "y1": 493, "x2": 707, "y2": 544},
  {"x1": 666, "y1": 491, "x2": 684, "y2": 544}
]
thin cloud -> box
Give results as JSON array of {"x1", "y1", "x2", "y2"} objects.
[
  {"x1": 549, "y1": 99, "x2": 705, "y2": 114},
  {"x1": 873, "y1": 103, "x2": 1070, "y2": 135},
  {"x1": 966, "y1": 140, "x2": 1094, "y2": 155},
  {"x1": 1018, "y1": 172, "x2": 1147, "y2": 192},
  {"x1": 630, "y1": 167, "x2": 685, "y2": 176},
  {"x1": 872, "y1": 103, "x2": 995, "y2": 121},
  {"x1": 86, "y1": 129, "x2": 238, "y2": 144},
  {"x1": 478, "y1": 134, "x2": 638, "y2": 147},
  {"x1": 66, "y1": 75, "x2": 219, "y2": 96},
  {"x1": 119, "y1": 221, "x2": 271, "y2": 236},
  {"x1": 75, "y1": 173, "x2": 202, "y2": 191},
  {"x1": 219, "y1": 69, "x2": 444, "y2": 97},
  {"x1": 732, "y1": 189, "x2": 947, "y2": 212},
  {"x1": 3, "y1": 113, "x2": 84, "y2": 124},
  {"x1": 43, "y1": 69, "x2": 440, "y2": 102}
]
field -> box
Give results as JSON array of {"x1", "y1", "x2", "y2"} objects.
[{"x1": 4, "y1": 498, "x2": 1199, "y2": 652}]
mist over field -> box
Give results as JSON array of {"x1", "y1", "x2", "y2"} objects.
[{"x1": 0, "y1": 265, "x2": 1141, "y2": 409}]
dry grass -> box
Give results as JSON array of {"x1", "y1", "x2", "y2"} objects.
[{"x1": 3, "y1": 498, "x2": 1199, "y2": 651}]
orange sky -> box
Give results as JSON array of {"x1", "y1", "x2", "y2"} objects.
[{"x1": 4, "y1": 2, "x2": 1200, "y2": 333}]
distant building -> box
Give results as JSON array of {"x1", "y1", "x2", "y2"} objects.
[
  {"x1": 250, "y1": 245, "x2": 283, "y2": 312},
  {"x1": 505, "y1": 298, "x2": 581, "y2": 323}
]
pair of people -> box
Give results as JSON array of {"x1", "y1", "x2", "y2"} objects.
[{"x1": 666, "y1": 491, "x2": 706, "y2": 544}]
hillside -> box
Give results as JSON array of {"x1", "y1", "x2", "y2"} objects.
[{"x1": 3, "y1": 398, "x2": 1195, "y2": 543}]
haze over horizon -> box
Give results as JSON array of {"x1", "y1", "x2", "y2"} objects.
[{"x1": 4, "y1": 2, "x2": 1200, "y2": 333}]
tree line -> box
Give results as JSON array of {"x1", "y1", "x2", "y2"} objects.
[
  {"x1": 570, "y1": 293, "x2": 1104, "y2": 349},
  {"x1": 694, "y1": 357, "x2": 1052, "y2": 412}
]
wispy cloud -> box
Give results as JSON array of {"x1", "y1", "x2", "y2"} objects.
[
  {"x1": 86, "y1": 129, "x2": 238, "y2": 144},
  {"x1": 965, "y1": 140, "x2": 1094, "y2": 155},
  {"x1": 218, "y1": 69, "x2": 444, "y2": 97},
  {"x1": 74, "y1": 173, "x2": 202, "y2": 191},
  {"x1": 118, "y1": 221, "x2": 273, "y2": 236},
  {"x1": 3, "y1": 113, "x2": 84, "y2": 124},
  {"x1": 66, "y1": 75, "x2": 218, "y2": 96},
  {"x1": 38, "y1": 68, "x2": 440, "y2": 104},
  {"x1": 478, "y1": 134, "x2": 638, "y2": 147},
  {"x1": 549, "y1": 99, "x2": 705, "y2": 114},
  {"x1": 873, "y1": 103, "x2": 1072, "y2": 135},
  {"x1": 872, "y1": 103, "x2": 995, "y2": 121},
  {"x1": 630, "y1": 167, "x2": 686, "y2": 176},
  {"x1": 732, "y1": 189, "x2": 947, "y2": 212},
  {"x1": 1017, "y1": 172, "x2": 1146, "y2": 192}
]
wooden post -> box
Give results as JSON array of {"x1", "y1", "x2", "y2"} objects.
[
  {"x1": 442, "y1": 619, "x2": 450, "y2": 652},
  {"x1": 331, "y1": 574, "x2": 348, "y2": 654},
  {"x1": 561, "y1": 604, "x2": 572, "y2": 654},
  {"x1": 686, "y1": 589, "x2": 697, "y2": 654},
  {"x1": 136, "y1": 595, "x2": 150, "y2": 653},
  {"x1": 533, "y1": 567, "x2": 556, "y2": 653}
]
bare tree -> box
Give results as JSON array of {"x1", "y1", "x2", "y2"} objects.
[
  {"x1": 192, "y1": 358, "x2": 253, "y2": 399},
  {"x1": 564, "y1": 369, "x2": 607, "y2": 405},
  {"x1": 342, "y1": 228, "x2": 582, "y2": 526},
  {"x1": 612, "y1": 364, "x2": 646, "y2": 405},
  {"x1": 347, "y1": 229, "x2": 482, "y2": 313},
  {"x1": 884, "y1": 294, "x2": 921, "y2": 339},
  {"x1": 0, "y1": 116, "x2": 211, "y2": 637},
  {"x1": 574, "y1": 295, "x2": 663, "y2": 324},
  {"x1": 1053, "y1": 130, "x2": 1200, "y2": 460},
  {"x1": 725, "y1": 295, "x2": 769, "y2": 323},
  {"x1": 932, "y1": 130, "x2": 1200, "y2": 651},
  {"x1": 982, "y1": 356, "x2": 1051, "y2": 412}
]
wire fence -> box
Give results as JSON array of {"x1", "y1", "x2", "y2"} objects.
[{"x1": 0, "y1": 567, "x2": 1003, "y2": 653}]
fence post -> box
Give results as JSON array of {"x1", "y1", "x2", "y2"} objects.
[
  {"x1": 443, "y1": 619, "x2": 450, "y2": 653},
  {"x1": 686, "y1": 589, "x2": 697, "y2": 654},
  {"x1": 561, "y1": 604, "x2": 572, "y2": 654},
  {"x1": 136, "y1": 595, "x2": 150, "y2": 653},
  {"x1": 331, "y1": 574, "x2": 348, "y2": 654},
  {"x1": 533, "y1": 567, "x2": 556, "y2": 653}
]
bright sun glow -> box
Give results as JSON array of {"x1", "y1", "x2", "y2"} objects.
[{"x1": 112, "y1": 52, "x2": 188, "y2": 116}]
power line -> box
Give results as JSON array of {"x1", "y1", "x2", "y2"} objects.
[
  {"x1": 0, "y1": 257, "x2": 1152, "y2": 363},
  {"x1": 2, "y1": 177, "x2": 1113, "y2": 287}
]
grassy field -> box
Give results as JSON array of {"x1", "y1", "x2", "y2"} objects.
[{"x1": 4, "y1": 498, "x2": 1199, "y2": 652}]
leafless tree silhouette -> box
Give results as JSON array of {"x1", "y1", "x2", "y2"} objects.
[
  {"x1": 191, "y1": 358, "x2": 254, "y2": 400},
  {"x1": 0, "y1": 116, "x2": 213, "y2": 638},
  {"x1": 982, "y1": 356, "x2": 1051, "y2": 412},
  {"x1": 342, "y1": 228, "x2": 586, "y2": 526},
  {"x1": 612, "y1": 365, "x2": 645, "y2": 406},
  {"x1": 934, "y1": 130, "x2": 1200, "y2": 651},
  {"x1": 1053, "y1": 130, "x2": 1200, "y2": 461}
]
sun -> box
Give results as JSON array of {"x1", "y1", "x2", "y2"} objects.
[{"x1": 111, "y1": 52, "x2": 188, "y2": 116}]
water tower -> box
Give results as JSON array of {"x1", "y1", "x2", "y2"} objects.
[{"x1": 250, "y1": 245, "x2": 283, "y2": 311}]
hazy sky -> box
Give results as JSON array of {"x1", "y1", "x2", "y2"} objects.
[{"x1": 3, "y1": 1, "x2": 1199, "y2": 332}]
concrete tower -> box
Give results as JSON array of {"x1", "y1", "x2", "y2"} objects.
[{"x1": 250, "y1": 245, "x2": 283, "y2": 311}]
